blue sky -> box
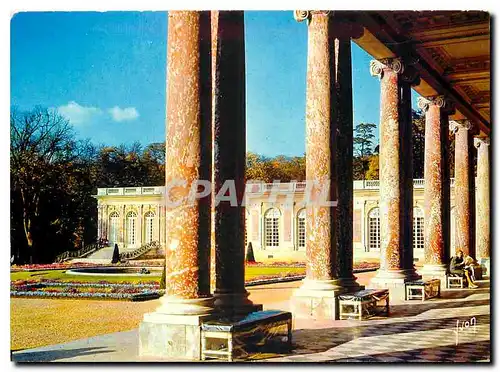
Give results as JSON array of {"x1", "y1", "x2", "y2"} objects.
[{"x1": 11, "y1": 11, "x2": 420, "y2": 157}]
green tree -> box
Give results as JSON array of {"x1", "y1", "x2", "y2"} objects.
[
  {"x1": 365, "y1": 154, "x2": 379, "y2": 180},
  {"x1": 412, "y1": 109, "x2": 425, "y2": 179},
  {"x1": 353, "y1": 122, "x2": 377, "y2": 181},
  {"x1": 111, "y1": 243, "x2": 120, "y2": 264}
]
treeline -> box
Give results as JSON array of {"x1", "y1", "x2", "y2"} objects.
[
  {"x1": 10, "y1": 107, "x2": 165, "y2": 264},
  {"x1": 10, "y1": 106, "x2": 442, "y2": 264}
]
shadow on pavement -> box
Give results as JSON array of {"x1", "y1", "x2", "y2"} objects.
[
  {"x1": 326, "y1": 340, "x2": 491, "y2": 363},
  {"x1": 12, "y1": 346, "x2": 114, "y2": 363}
]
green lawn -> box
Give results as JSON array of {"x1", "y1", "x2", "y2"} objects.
[
  {"x1": 245, "y1": 266, "x2": 305, "y2": 280},
  {"x1": 11, "y1": 266, "x2": 306, "y2": 284},
  {"x1": 10, "y1": 270, "x2": 159, "y2": 284}
]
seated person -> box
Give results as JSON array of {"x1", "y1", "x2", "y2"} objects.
[
  {"x1": 463, "y1": 254, "x2": 478, "y2": 281},
  {"x1": 449, "y1": 250, "x2": 478, "y2": 288}
]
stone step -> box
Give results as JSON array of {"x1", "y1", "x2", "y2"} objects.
[{"x1": 86, "y1": 246, "x2": 137, "y2": 260}]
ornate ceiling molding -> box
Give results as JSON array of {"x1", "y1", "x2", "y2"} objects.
[{"x1": 390, "y1": 11, "x2": 489, "y2": 32}]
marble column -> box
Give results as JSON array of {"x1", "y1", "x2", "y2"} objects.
[
  {"x1": 290, "y1": 10, "x2": 361, "y2": 320},
  {"x1": 139, "y1": 11, "x2": 214, "y2": 361},
  {"x1": 474, "y1": 136, "x2": 490, "y2": 276},
  {"x1": 369, "y1": 57, "x2": 421, "y2": 298},
  {"x1": 332, "y1": 14, "x2": 364, "y2": 292},
  {"x1": 209, "y1": 10, "x2": 218, "y2": 295},
  {"x1": 449, "y1": 120, "x2": 475, "y2": 258},
  {"x1": 211, "y1": 10, "x2": 261, "y2": 315},
  {"x1": 417, "y1": 96, "x2": 454, "y2": 287}
]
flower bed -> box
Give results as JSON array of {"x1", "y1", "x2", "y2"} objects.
[
  {"x1": 245, "y1": 261, "x2": 306, "y2": 267},
  {"x1": 11, "y1": 279, "x2": 159, "y2": 289},
  {"x1": 10, "y1": 281, "x2": 162, "y2": 301},
  {"x1": 245, "y1": 261, "x2": 378, "y2": 269},
  {"x1": 11, "y1": 261, "x2": 379, "y2": 301},
  {"x1": 11, "y1": 260, "x2": 164, "y2": 272}
]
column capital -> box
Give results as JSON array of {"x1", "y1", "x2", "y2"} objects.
[
  {"x1": 449, "y1": 120, "x2": 472, "y2": 134},
  {"x1": 293, "y1": 11, "x2": 364, "y2": 39},
  {"x1": 293, "y1": 10, "x2": 330, "y2": 24},
  {"x1": 417, "y1": 95, "x2": 455, "y2": 114},
  {"x1": 474, "y1": 136, "x2": 490, "y2": 148},
  {"x1": 370, "y1": 57, "x2": 420, "y2": 86}
]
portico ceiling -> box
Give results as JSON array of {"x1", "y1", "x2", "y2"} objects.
[{"x1": 353, "y1": 11, "x2": 490, "y2": 135}]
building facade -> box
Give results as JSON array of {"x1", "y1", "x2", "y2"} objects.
[{"x1": 94, "y1": 179, "x2": 464, "y2": 262}]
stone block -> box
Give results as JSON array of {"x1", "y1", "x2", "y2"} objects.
[
  {"x1": 480, "y1": 258, "x2": 490, "y2": 278},
  {"x1": 139, "y1": 312, "x2": 216, "y2": 360},
  {"x1": 419, "y1": 265, "x2": 448, "y2": 291},
  {"x1": 290, "y1": 289, "x2": 344, "y2": 320},
  {"x1": 370, "y1": 272, "x2": 421, "y2": 302}
]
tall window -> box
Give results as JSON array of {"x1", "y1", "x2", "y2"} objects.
[
  {"x1": 244, "y1": 210, "x2": 249, "y2": 248},
  {"x1": 368, "y1": 207, "x2": 380, "y2": 251},
  {"x1": 126, "y1": 211, "x2": 137, "y2": 246},
  {"x1": 109, "y1": 211, "x2": 119, "y2": 246},
  {"x1": 264, "y1": 208, "x2": 280, "y2": 248},
  {"x1": 145, "y1": 211, "x2": 155, "y2": 244},
  {"x1": 413, "y1": 207, "x2": 424, "y2": 250},
  {"x1": 297, "y1": 209, "x2": 306, "y2": 250}
]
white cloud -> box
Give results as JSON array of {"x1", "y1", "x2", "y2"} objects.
[
  {"x1": 108, "y1": 106, "x2": 139, "y2": 122},
  {"x1": 57, "y1": 101, "x2": 102, "y2": 125}
]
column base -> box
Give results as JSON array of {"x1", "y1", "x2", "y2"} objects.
[
  {"x1": 139, "y1": 296, "x2": 217, "y2": 360},
  {"x1": 370, "y1": 269, "x2": 421, "y2": 301},
  {"x1": 154, "y1": 296, "x2": 216, "y2": 316},
  {"x1": 337, "y1": 275, "x2": 365, "y2": 293},
  {"x1": 479, "y1": 258, "x2": 490, "y2": 278},
  {"x1": 290, "y1": 279, "x2": 347, "y2": 320},
  {"x1": 419, "y1": 264, "x2": 448, "y2": 290},
  {"x1": 214, "y1": 291, "x2": 263, "y2": 316}
]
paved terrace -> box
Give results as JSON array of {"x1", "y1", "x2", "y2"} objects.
[{"x1": 12, "y1": 271, "x2": 490, "y2": 363}]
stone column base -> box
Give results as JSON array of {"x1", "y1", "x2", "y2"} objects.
[
  {"x1": 290, "y1": 279, "x2": 347, "y2": 320},
  {"x1": 337, "y1": 275, "x2": 365, "y2": 293},
  {"x1": 419, "y1": 264, "x2": 448, "y2": 291},
  {"x1": 480, "y1": 258, "x2": 490, "y2": 278},
  {"x1": 139, "y1": 296, "x2": 217, "y2": 360},
  {"x1": 214, "y1": 291, "x2": 263, "y2": 316},
  {"x1": 139, "y1": 311, "x2": 219, "y2": 360},
  {"x1": 370, "y1": 269, "x2": 421, "y2": 301}
]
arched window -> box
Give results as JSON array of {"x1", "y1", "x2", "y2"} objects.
[
  {"x1": 144, "y1": 211, "x2": 155, "y2": 244},
  {"x1": 368, "y1": 207, "x2": 380, "y2": 251},
  {"x1": 297, "y1": 209, "x2": 306, "y2": 250},
  {"x1": 109, "y1": 211, "x2": 119, "y2": 246},
  {"x1": 413, "y1": 207, "x2": 424, "y2": 250},
  {"x1": 126, "y1": 211, "x2": 138, "y2": 247},
  {"x1": 264, "y1": 208, "x2": 280, "y2": 248}
]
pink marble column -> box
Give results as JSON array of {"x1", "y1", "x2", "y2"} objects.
[
  {"x1": 294, "y1": 10, "x2": 340, "y2": 291},
  {"x1": 369, "y1": 57, "x2": 420, "y2": 288},
  {"x1": 474, "y1": 136, "x2": 490, "y2": 261},
  {"x1": 211, "y1": 11, "x2": 259, "y2": 314},
  {"x1": 331, "y1": 14, "x2": 364, "y2": 291},
  {"x1": 209, "y1": 10, "x2": 218, "y2": 295},
  {"x1": 418, "y1": 96, "x2": 454, "y2": 282},
  {"x1": 450, "y1": 120, "x2": 475, "y2": 258},
  {"x1": 159, "y1": 10, "x2": 213, "y2": 315}
]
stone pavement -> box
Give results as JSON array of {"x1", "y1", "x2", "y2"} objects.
[{"x1": 12, "y1": 273, "x2": 491, "y2": 363}]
